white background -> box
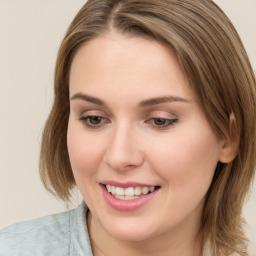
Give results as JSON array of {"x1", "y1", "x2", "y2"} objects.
[{"x1": 0, "y1": 0, "x2": 255, "y2": 250}]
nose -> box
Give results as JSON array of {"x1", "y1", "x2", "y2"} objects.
[{"x1": 103, "y1": 124, "x2": 144, "y2": 171}]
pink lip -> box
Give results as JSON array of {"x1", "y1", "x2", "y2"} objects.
[
  {"x1": 100, "y1": 184, "x2": 159, "y2": 212},
  {"x1": 100, "y1": 180, "x2": 156, "y2": 188}
]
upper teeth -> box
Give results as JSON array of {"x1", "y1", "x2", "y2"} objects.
[{"x1": 106, "y1": 185, "x2": 156, "y2": 197}]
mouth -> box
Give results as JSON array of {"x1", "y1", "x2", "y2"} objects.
[{"x1": 101, "y1": 183, "x2": 161, "y2": 200}]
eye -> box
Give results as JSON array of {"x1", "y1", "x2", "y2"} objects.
[
  {"x1": 79, "y1": 115, "x2": 107, "y2": 129},
  {"x1": 147, "y1": 118, "x2": 178, "y2": 129}
]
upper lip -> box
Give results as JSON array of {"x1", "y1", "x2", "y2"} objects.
[{"x1": 100, "y1": 180, "x2": 159, "y2": 188}]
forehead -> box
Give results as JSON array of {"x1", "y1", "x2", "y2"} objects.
[{"x1": 69, "y1": 34, "x2": 194, "y2": 103}]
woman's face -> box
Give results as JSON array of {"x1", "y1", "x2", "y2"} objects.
[{"x1": 68, "y1": 34, "x2": 226, "y2": 242}]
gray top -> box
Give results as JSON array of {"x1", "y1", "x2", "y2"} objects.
[
  {"x1": 1, "y1": 202, "x2": 255, "y2": 256},
  {"x1": 0, "y1": 202, "x2": 93, "y2": 256}
]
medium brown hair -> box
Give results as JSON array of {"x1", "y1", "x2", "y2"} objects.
[{"x1": 40, "y1": 0, "x2": 256, "y2": 255}]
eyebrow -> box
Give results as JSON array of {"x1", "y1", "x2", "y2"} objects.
[
  {"x1": 139, "y1": 96, "x2": 191, "y2": 107},
  {"x1": 70, "y1": 93, "x2": 106, "y2": 106},
  {"x1": 70, "y1": 93, "x2": 191, "y2": 107}
]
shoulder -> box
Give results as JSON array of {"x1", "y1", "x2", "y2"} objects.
[
  {"x1": 1, "y1": 206, "x2": 74, "y2": 234},
  {"x1": 0, "y1": 203, "x2": 87, "y2": 256}
]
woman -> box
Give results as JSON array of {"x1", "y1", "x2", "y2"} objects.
[{"x1": 1, "y1": 0, "x2": 255, "y2": 255}]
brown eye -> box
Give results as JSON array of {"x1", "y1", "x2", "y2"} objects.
[
  {"x1": 88, "y1": 116, "x2": 103, "y2": 125},
  {"x1": 148, "y1": 118, "x2": 178, "y2": 130},
  {"x1": 79, "y1": 115, "x2": 106, "y2": 128},
  {"x1": 153, "y1": 118, "x2": 169, "y2": 126}
]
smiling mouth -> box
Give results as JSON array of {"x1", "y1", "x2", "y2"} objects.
[{"x1": 102, "y1": 184, "x2": 161, "y2": 200}]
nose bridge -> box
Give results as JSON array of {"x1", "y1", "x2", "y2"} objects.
[{"x1": 103, "y1": 121, "x2": 144, "y2": 171}]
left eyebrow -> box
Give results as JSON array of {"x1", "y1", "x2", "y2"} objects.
[{"x1": 139, "y1": 96, "x2": 191, "y2": 107}]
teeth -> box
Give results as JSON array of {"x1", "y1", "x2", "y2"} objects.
[
  {"x1": 134, "y1": 186, "x2": 142, "y2": 196},
  {"x1": 142, "y1": 187, "x2": 149, "y2": 194},
  {"x1": 111, "y1": 186, "x2": 116, "y2": 195},
  {"x1": 115, "y1": 195, "x2": 139, "y2": 200},
  {"x1": 105, "y1": 185, "x2": 157, "y2": 198},
  {"x1": 125, "y1": 187, "x2": 134, "y2": 196},
  {"x1": 149, "y1": 186, "x2": 155, "y2": 192},
  {"x1": 106, "y1": 184, "x2": 111, "y2": 192},
  {"x1": 115, "y1": 187, "x2": 124, "y2": 196}
]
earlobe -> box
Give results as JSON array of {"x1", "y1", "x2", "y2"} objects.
[{"x1": 218, "y1": 113, "x2": 239, "y2": 164}]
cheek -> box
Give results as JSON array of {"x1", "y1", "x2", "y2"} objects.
[
  {"x1": 147, "y1": 126, "x2": 220, "y2": 192},
  {"x1": 67, "y1": 123, "x2": 108, "y2": 207},
  {"x1": 67, "y1": 123, "x2": 104, "y2": 179}
]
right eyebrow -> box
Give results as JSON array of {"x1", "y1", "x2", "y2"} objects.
[{"x1": 70, "y1": 93, "x2": 106, "y2": 106}]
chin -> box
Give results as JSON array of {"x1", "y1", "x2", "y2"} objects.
[
  {"x1": 99, "y1": 215, "x2": 160, "y2": 242},
  {"x1": 107, "y1": 227, "x2": 156, "y2": 242}
]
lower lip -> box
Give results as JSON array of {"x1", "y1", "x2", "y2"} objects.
[{"x1": 100, "y1": 184, "x2": 159, "y2": 211}]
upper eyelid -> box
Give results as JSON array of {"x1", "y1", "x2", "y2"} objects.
[
  {"x1": 70, "y1": 100, "x2": 113, "y2": 116},
  {"x1": 79, "y1": 110, "x2": 108, "y2": 117},
  {"x1": 78, "y1": 112, "x2": 177, "y2": 120},
  {"x1": 71, "y1": 99, "x2": 181, "y2": 117},
  {"x1": 75, "y1": 105, "x2": 179, "y2": 120},
  {"x1": 146, "y1": 110, "x2": 177, "y2": 119}
]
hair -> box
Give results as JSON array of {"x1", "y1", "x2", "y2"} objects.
[{"x1": 40, "y1": 0, "x2": 256, "y2": 255}]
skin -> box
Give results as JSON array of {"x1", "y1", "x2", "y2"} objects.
[{"x1": 67, "y1": 33, "x2": 231, "y2": 256}]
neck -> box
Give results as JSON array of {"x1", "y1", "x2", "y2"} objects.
[{"x1": 87, "y1": 210, "x2": 203, "y2": 256}]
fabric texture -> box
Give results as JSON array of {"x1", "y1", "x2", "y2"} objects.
[
  {"x1": 1, "y1": 202, "x2": 255, "y2": 256},
  {"x1": 0, "y1": 202, "x2": 93, "y2": 256}
]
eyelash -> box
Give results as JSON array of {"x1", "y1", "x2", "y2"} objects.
[
  {"x1": 78, "y1": 116, "x2": 178, "y2": 130},
  {"x1": 79, "y1": 116, "x2": 108, "y2": 129},
  {"x1": 146, "y1": 117, "x2": 178, "y2": 130}
]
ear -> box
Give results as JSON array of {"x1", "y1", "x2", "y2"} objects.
[{"x1": 218, "y1": 113, "x2": 239, "y2": 164}]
